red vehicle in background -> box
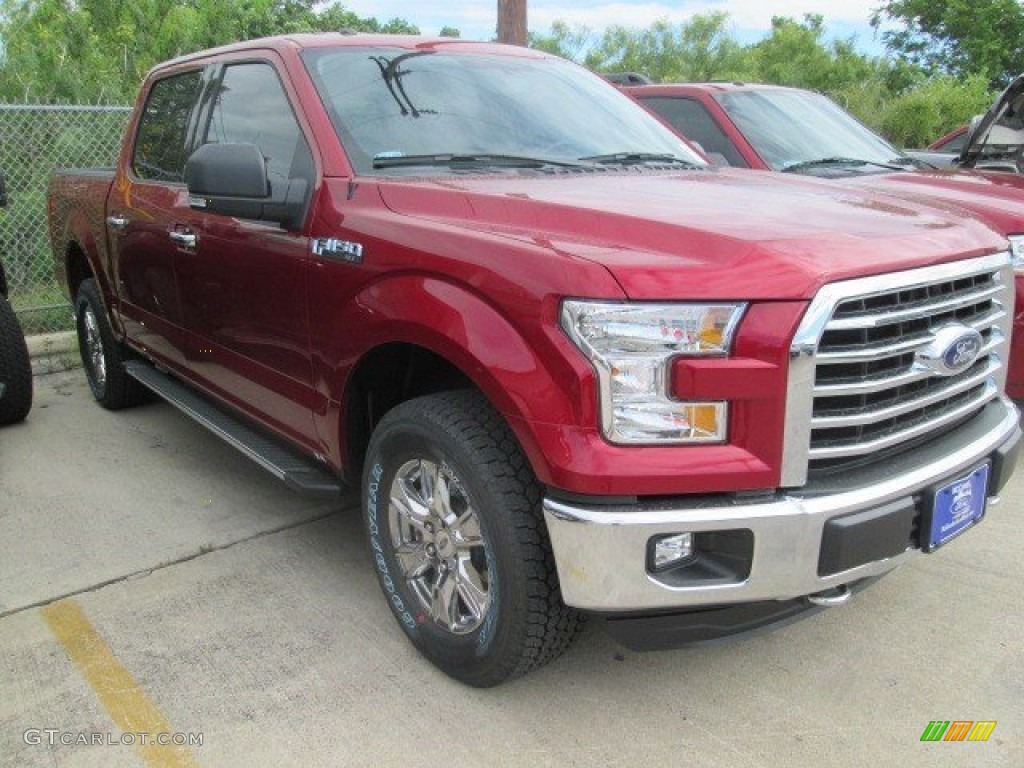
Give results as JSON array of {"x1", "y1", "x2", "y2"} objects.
[
  {"x1": 928, "y1": 126, "x2": 969, "y2": 155},
  {"x1": 622, "y1": 81, "x2": 1024, "y2": 399}
]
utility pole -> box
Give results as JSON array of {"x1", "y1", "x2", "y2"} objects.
[{"x1": 497, "y1": 0, "x2": 527, "y2": 46}]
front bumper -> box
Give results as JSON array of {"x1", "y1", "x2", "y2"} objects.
[{"x1": 544, "y1": 398, "x2": 1020, "y2": 613}]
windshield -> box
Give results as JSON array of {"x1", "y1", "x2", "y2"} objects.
[
  {"x1": 302, "y1": 47, "x2": 705, "y2": 174},
  {"x1": 716, "y1": 89, "x2": 902, "y2": 171}
]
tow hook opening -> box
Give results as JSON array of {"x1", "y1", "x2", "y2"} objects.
[{"x1": 806, "y1": 584, "x2": 852, "y2": 607}]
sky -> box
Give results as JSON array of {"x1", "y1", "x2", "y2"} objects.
[{"x1": 342, "y1": 1, "x2": 893, "y2": 56}]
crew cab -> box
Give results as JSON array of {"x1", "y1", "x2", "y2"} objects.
[
  {"x1": 622, "y1": 81, "x2": 1024, "y2": 399},
  {"x1": 50, "y1": 36, "x2": 1021, "y2": 686}
]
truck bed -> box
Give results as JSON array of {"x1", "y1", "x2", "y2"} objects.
[{"x1": 47, "y1": 168, "x2": 116, "y2": 303}]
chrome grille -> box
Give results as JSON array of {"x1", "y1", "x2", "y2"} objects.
[{"x1": 781, "y1": 253, "x2": 1014, "y2": 486}]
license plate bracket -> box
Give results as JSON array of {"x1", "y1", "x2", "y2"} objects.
[{"x1": 921, "y1": 463, "x2": 989, "y2": 552}]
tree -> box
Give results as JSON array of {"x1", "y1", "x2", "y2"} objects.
[
  {"x1": 581, "y1": 13, "x2": 750, "y2": 82},
  {"x1": 877, "y1": 74, "x2": 993, "y2": 146},
  {"x1": 871, "y1": 0, "x2": 1024, "y2": 86},
  {"x1": 0, "y1": 1, "x2": 419, "y2": 103},
  {"x1": 529, "y1": 21, "x2": 593, "y2": 61},
  {"x1": 750, "y1": 15, "x2": 891, "y2": 93}
]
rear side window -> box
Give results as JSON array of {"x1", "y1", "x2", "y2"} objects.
[
  {"x1": 203, "y1": 63, "x2": 313, "y2": 191},
  {"x1": 133, "y1": 71, "x2": 204, "y2": 182},
  {"x1": 940, "y1": 132, "x2": 967, "y2": 153},
  {"x1": 640, "y1": 96, "x2": 748, "y2": 167}
]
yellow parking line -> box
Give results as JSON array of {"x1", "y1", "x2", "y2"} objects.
[{"x1": 42, "y1": 599, "x2": 199, "y2": 768}]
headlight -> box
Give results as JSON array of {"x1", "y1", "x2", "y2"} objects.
[
  {"x1": 1009, "y1": 235, "x2": 1024, "y2": 274},
  {"x1": 560, "y1": 300, "x2": 746, "y2": 444}
]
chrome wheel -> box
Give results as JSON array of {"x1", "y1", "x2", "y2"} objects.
[
  {"x1": 388, "y1": 458, "x2": 491, "y2": 634},
  {"x1": 82, "y1": 305, "x2": 106, "y2": 389}
]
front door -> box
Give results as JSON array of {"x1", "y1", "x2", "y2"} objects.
[{"x1": 174, "y1": 59, "x2": 319, "y2": 448}]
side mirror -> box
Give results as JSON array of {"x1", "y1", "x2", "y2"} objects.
[
  {"x1": 186, "y1": 143, "x2": 269, "y2": 200},
  {"x1": 185, "y1": 143, "x2": 307, "y2": 230}
]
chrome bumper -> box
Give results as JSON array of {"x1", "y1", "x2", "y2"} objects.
[{"x1": 544, "y1": 398, "x2": 1021, "y2": 612}]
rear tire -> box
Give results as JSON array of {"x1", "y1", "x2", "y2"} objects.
[
  {"x1": 0, "y1": 294, "x2": 32, "y2": 425},
  {"x1": 362, "y1": 390, "x2": 583, "y2": 687},
  {"x1": 75, "y1": 278, "x2": 146, "y2": 410}
]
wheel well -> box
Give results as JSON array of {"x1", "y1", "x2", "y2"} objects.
[
  {"x1": 65, "y1": 242, "x2": 93, "y2": 300},
  {"x1": 346, "y1": 344, "x2": 475, "y2": 472}
]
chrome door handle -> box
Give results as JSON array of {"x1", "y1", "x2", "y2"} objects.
[
  {"x1": 169, "y1": 231, "x2": 198, "y2": 248},
  {"x1": 106, "y1": 214, "x2": 129, "y2": 230}
]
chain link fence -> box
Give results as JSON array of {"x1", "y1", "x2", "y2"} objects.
[{"x1": 0, "y1": 105, "x2": 132, "y2": 335}]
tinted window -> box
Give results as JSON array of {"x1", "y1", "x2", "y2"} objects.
[
  {"x1": 204, "y1": 63, "x2": 313, "y2": 190},
  {"x1": 640, "y1": 96, "x2": 748, "y2": 167},
  {"x1": 133, "y1": 71, "x2": 204, "y2": 182},
  {"x1": 301, "y1": 48, "x2": 706, "y2": 174},
  {"x1": 940, "y1": 132, "x2": 967, "y2": 153},
  {"x1": 715, "y1": 89, "x2": 901, "y2": 171}
]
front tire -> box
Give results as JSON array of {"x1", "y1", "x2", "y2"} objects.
[
  {"x1": 75, "y1": 278, "x2": 145, "y2": 410},
  {"x1": 0, "y1": 294, "x2": 32, "y2": 425},
  {"x1": 362, "y1": 390, "x2": 582, "y2": 687}
]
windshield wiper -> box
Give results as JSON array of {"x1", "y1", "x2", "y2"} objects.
[
  {"x1": 781, "y1": 157, "x2": 903, "y2": 173},
  {"x1": 579, "y1": 152, "x2": 700, "y2": 167},
  {"x1": 886, "y1": 156, "x2": 922, "y2": 166},
  {"x1": 373, "y1": 153, "x2": 587, "y2": 170}
]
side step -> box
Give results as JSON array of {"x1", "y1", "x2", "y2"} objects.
[{"x1": 124, "y1": 361, "x2": 343, "y2": 497}]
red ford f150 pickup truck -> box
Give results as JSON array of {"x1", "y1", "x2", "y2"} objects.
[
  {"x1": 50, "y1": 35, "x2": 1021, "y2": 686},
  {"x1": 622, "y1": 81, "x2": 1024, "y2": 399}
]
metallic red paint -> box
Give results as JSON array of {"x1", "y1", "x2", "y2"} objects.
[{"x1": 47, "y1": 38, "x2": 1016, "y2": 505}]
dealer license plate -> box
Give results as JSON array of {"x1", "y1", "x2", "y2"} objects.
[{"x1": 925, "y1": 464, "x2": 989, "y2": 551}]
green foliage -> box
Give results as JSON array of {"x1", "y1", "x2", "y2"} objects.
[
  {"x1": 582, "y1": 13, "x2": 750, "y2": 82},
  {"x1": 876, "y1": 74, "x2": 993, "y2": 147},
  {"x1": 871, "y1": 0, "x2": 1024, "y2": 86},
  {"x1": 0, "y1": 1, "x2": 420, "y2": 103},
  {"x1": 529, "y1": 20, "x2": 594, "y2": 61},
  {"x1": 748, "y1": 15, "x2": 835, "y2": 90}
]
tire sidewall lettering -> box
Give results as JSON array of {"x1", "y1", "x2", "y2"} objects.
[{"x1": 366, "y1": 460, "x2": 416, "y2": 632}]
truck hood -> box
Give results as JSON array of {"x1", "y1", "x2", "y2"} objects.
[
  {"x1": 375, "y1": 168, "x2": 1004, "y2": 300},
  {"x1": 846, "y1": 169, "x2": 1024, "y2": 234}
]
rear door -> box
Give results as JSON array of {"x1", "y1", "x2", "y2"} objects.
[{"x1": 111, "y1": 67, "x2": 211, "y2": 366}]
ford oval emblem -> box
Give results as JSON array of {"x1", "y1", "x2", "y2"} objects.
[{"x1": 916, "y1": 324, "x2": 984, "y2": 377}]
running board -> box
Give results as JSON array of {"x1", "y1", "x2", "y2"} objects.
[{"x1": 124, "y1": 361, "x2": 343, "y2": 497}]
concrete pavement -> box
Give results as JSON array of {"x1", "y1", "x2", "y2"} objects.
[{"x1": 1, "y1": 371, "x2": 1021, "y2": 767}]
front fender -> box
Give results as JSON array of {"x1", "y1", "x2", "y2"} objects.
[{"x1": 317, "y1": 275, "x2": 605, "y2": 485}]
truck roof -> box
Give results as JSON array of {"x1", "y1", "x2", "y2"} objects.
[
  {"x1": 148, "y1": 33, "x2": 550, "y2": 76},
  {"x1": 622, "y1": 81, "x2": 801, "y2": 96}
]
